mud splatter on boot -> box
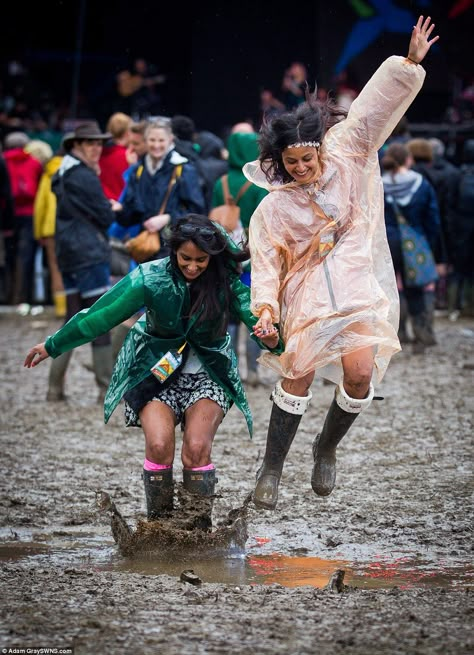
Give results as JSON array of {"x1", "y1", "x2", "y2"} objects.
[{"x1": 142, "y1": 468, "x2": 174, "y2": 520}]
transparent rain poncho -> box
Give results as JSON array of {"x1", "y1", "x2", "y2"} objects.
[{"x1": 244, "y1": 56, "x2": 426, "y2": 384}]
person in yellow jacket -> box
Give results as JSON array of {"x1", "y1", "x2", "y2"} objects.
[{"x1": 33, "y1": 147, "x2": 67, "y2": 317}]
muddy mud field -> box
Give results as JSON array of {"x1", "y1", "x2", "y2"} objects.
[{"x1": 0, "y1": 309, "x2": 473, "y2": 654}]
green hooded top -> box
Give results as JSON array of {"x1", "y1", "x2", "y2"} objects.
[
  {"x1": 211, "y1": 132, "x2": 268, "y2": 230},
  {"x1": 45, "y1": 257, "x2": 283, "y2": 437}
]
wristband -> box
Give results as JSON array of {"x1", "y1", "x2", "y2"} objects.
[{"x1": 406, "y1": 56, "x2": 419, "y2": 65}]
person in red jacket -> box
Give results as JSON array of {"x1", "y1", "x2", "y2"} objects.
[
  {"x1": 99, "y1": 112, "x2": 133, "y2": 201},
  {"x1": 3, "y1": 131, "x2": 43, "y2": 306}
]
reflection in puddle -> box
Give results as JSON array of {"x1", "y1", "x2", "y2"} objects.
[
  {"x1": 0, "y1": 540, "x2": 471, "y2": 590},
  {"x1": 0, "y1": 542, "x2": 50, "y2": 561},
  {"x1": 247, "y1": 553, "x2": 473, "y2": 590}
]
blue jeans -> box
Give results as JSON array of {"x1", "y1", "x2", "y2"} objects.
[
  {"x1": 62, "y1": 262, "x2": 111, "y2": 346},
  {"x1": 62, "y1": 262, "x2": 111, "y2": 299}
]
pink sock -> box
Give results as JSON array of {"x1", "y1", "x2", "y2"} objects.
[
  {"x1": 188, "y1": 463, "x2": 215, "y2": 471},
  {"x1": 143, "y1": 459, "x2": 172, "y2": 471}
]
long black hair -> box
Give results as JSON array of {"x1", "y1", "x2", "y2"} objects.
[
  {"x1": 166, "y1": 214, "x2": 250, "y2": 336},
  {"x1": 258, "y1": 88, "x2": 347, "y2": 184}
]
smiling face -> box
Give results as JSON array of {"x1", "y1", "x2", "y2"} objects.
[
  {"x1": 176, "y1": 241, "x2": 210, "y2": 281},
  {"x1": 146, "y1": 126, "x2": 174, "y2": 163},
  {"x1": 282, "y1": 145, "x2": 321, "y2": 185}
]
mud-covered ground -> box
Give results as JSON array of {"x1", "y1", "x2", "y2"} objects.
[{"x1": 0, "y1": 308, "x2": 473, "y2": 655}]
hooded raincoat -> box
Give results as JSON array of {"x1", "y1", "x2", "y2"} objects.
[
  {"x1": 44, "y1": 257, "x2": 283, "y2": 436},
  {"x1": 212, "y1": 132, "x2": 268, "y2": 231},
  {"x1": 244, "y1": 56, "x2": 426, "y2": 384}
]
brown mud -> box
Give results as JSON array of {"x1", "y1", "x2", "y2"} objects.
[{"x1": 0, "y1": 309, "x2": 473, "y2": 654}]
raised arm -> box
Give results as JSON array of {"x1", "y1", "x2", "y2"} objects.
[{"x1": 407, "y1": 15, "x2": 440, "y2": 65}]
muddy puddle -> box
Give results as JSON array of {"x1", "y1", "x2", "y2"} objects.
[{"x1": 1, "y1": 531, "x2": 471, "y2": 591}]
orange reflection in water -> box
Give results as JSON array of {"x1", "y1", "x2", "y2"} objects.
[
  {"x1": 248, "y1": 553, "x2": 351, "y2": 588},
  {"x1": 247, "y1": 554, "x2": 472, "y2": 590}
]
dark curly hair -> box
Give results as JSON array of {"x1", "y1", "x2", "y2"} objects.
[
  {"x1": 258, "y1": 89, "x2": 347, "y2": 184},
  {"x1": 166, "y1": 214, "x2": 250, "y2": 336}
]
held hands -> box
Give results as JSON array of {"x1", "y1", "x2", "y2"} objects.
[
  {"x1": 407, "y1": 16, "x2": 439, "y2": 65},
  {"x1": 253, "y1": 307, "x2": 279, "y2": 348},
  {"x1": 24, "y1": 343, "x2": 49, "y2": 368},
  {"x1": 143, "y1": 214, "x2": 170, "y2": 233}
]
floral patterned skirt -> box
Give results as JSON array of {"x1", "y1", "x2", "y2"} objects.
[{"x1": 123, "y1": 371, "x2": 231, "y2": 428}]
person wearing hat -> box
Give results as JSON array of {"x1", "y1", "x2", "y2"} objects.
[{"x1": 47, "y1": 121, "x2": 121, "y2": 403}]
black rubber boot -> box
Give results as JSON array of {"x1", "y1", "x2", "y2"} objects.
[
  {"x1": 253, "y1": 403, "x2": 303, "y2": 510},
  {"x1": 182, "y1": 468, "x2": 217, "y2": 531},
  {"x1": 311, "y1": 399, "x2": 360, "y2": 497},
  {"x1": 142, "y1": 468, "x2": 174, "y2": 520},
  {"x1": 92, "y1": 344, "x2": 114, "y2": 403},
  {"x1": 46, "y1": 351, "x2": 73, "y2": 401},
  {"x1": 397, "y1": 291, "x2": 411, "y2": 343},
  {"x1": 412, "y1": 312, "x2": 437, "y2": 347}
]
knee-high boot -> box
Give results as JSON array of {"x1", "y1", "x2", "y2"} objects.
[
  {"x1": 46, "y1": 351, "x2": 73, "y2": 401},
  {"x1": 92, "y1": 344, "x2": 114, "y2": 403},
  {"x1": 111, "y1": 323, "x2": 131, "y2": 360},
  {"x1": 253, "y1": 381, "x2": 312, "y2": 510},
  {"x1": 311, "y1": 381, "x2": 374, "y2": 496},
  {"x1": 397, "y1": 291, "x2": 411, "y2": 343},
  {"x1": 142, "y1": 468, "x2": 174, "y2": 520},
  {"x1": 182, "y1": 468, "x2": 217, "y2": 531}
]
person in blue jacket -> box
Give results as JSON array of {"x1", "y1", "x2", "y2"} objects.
[
  {"x1": 382, "y1": 142, "x2": 441, "y2": 351},
  {"x1": 115, "y1": 119, "x2": 206, "y2": 261}
]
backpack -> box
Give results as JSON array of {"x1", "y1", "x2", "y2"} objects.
[
  {"x1": 209, "y1": 175, "x2": 251, "y2": 233},
  {"x1": 457, "y1": 164, "x2": 474, "y2": 214},
  {"x1": 9, "y1": 162, "x2": 39, "y2": 207}
]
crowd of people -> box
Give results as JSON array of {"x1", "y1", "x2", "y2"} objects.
[{"x1": 10, "y1": 16, "x2": 474, "y2": 525}]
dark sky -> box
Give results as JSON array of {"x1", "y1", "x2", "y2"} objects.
[{"x1": 2, "y1": 1, "x2": 473, "y2": 136}]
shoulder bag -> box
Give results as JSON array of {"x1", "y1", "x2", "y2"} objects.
[
  {"x1": 393, "y1": 198, "x2": 438, "y2": 288},
  {"x1": 126, "y1": 166, "x2": 181, "y2": 263}
]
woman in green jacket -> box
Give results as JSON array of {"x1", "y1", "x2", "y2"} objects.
[{"x1": 24, "y1": 214, "x2": 282, "y2": 527}]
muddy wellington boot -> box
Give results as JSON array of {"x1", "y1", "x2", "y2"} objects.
[
  {"x1": 253, "y1": 381, "x2": 312, "y2": 511},
  {"x1": 182, "y1": 468, "x2": 217, "y2": 531},
  {"x1": 397, "y1": 291, "x2": 411, "y2": 343},
  {"x1": 142, "y1": 468, "x2": 174, "y2": 520},
  {"x1": 412, "y1": 312, "x2": 437, "y2": 348},
  {"x1": 46, "y1": 350, "x2": 73, "y2": 401},
  {"x1": 91, "y1": 344, "x2": 114, "y2": 403},
  {"x1": 111, "y1": 323, "x2": 131, "y2": 361},
  {"x1": 311, "y1": 381, "x2": 374, "y2": 496}
]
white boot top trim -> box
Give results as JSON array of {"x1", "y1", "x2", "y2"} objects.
[
  {"x1": 271, "y1": 380, "x2": 312, "y2": 415},
  {"x1": 335, "y1": 381, "x2": 374, "y2": 414}
]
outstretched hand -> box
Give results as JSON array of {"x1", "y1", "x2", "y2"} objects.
[
  {"x1": 24, "y1": 342, "x2": 49, "y2": 368},
  {"x1": 407, "y1": 15, "x2": 439, "y2": 65}
]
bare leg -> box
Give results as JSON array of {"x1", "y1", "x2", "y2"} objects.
[
  {"x1": 181, "y1": 398, "x2": 223, "y2": 469},
  {"x1": 281, "y1": 371, "x2": 315, "y2": 397},
  {"x1": 341, "y1": 346, "x2": 374, "y2": 398},
  {"x1": 140, "y1": 400, "x2": 177, "y2": 465}
]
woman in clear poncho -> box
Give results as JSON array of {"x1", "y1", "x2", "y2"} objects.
[{"x1": 246, "y1": 16, "x2": 439, "y2": 510}]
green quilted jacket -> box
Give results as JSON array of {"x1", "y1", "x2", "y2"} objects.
[{"x1": 45, "y1": 258, "x2": 283, "y2": 436}]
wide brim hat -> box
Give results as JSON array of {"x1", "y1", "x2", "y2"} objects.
[{"x1": 62, "y1": 121, "x2": 111, "y2": 149}]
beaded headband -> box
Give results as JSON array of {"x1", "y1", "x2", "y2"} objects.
[{"x1": 287, "y1": 141, "x2": 320, "y2": 149}]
